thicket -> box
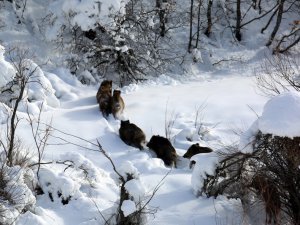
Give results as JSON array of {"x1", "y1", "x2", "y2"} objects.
[
  {"x1": 198, "y1": 54, "x2": 300, "y2": 225},
  {"x1": 1, "y1": 0, "x2": 299, "y2": 86},
  {"x1": 200, "y1": 131, "x2": 300, "y2": 225}
]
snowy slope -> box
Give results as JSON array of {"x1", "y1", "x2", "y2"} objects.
[
  {"x1": 9, "y1": 72, "x2": 267, "y2": 225},
  {"x1": 1, "y1": 0, "x2": 297, "y2": 224}
]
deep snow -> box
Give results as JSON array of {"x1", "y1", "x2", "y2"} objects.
[
  {"x1": 6, "y1": 72, "x2": 267, "y2": 225},
  {"x1": 0, "y1": 0, "x2": 298, "y2": 224}
]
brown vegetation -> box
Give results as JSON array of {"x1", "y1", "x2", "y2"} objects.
[
  {"x1": 201, "y1": 131, "x2": 300, "y2": 225},
  {"x1": 251, "y1": 175, "x2": 281, "y2": 225}
]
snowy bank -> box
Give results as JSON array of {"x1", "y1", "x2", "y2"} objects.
[{"x1": 240, "y1": 91, "x2": 300, "y2": 153}]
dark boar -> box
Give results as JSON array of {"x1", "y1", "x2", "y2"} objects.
[
  {"x1": 119, "y1": 120, "x2": 146, "y2": 150},
  {"x1": 183, "y1": 143, "x2": 213, "y2": 159},
  {"x1": 147, "y1": 135, "x2": 177, "y2": 167}
]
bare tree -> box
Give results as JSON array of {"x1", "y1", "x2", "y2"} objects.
[
  {"x1": 156, "y1": 0, "x2": 168, "y2": 37},
  {"x1": 204, "y1": 0, "x2": 213, "y2": 37},
  {"x1": 266, "y1": 0, "x2": 286, "y2": 47},
  {"x1": 235, "y1": 0, "x2": 242, "y2": 41},
  {"x1": 1, "y1": 48, "x2": 39, "y2": 167},
  {"x1": 26, "y1": 103, "x2": 52, "y2": 179},
  {"x1": 188, "y1": 0, "x2": 194, "y2": 53},
  {"x1": 274, "y1": 23, "x2": 300, "y2": 53},
  {"x1": 255, "y1": 54, "x2": 300, "y2": 97},
  {"x1": 195, "y1": 0, "x2": 202, "y2": 48}
]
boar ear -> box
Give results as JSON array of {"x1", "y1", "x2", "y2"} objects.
[{"x1": 110, "y1": 81, "x2": 112, "y2": 85}]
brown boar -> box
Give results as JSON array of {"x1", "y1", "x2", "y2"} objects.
[
  {"x1": 119, "y1": 120, "x2": 146, "y2": 150},
  {"x1": 147, "y1": 135, "x2": 177, "y2": 167},
  {"x1": 96, "y1": 80, "x2": 112, "y2": 118},
  {"x1": 112, "y1": 90, "x2": 125, "y2": 119}
]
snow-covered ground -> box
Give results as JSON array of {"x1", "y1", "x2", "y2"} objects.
[
  {"x1": 0, "y1": 0, "x2": 298, "y2": 224},
  {"x1": 7, "y1": 71, "x2": 267, "y2": 225}
]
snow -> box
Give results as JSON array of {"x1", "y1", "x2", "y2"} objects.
[
  {"x1": 59, "y1": 0, "x2": 128, "y2": 31},
  {"x1": 24, "y1": 59, "x2": 60, "y2": 108},
  {"x1": 118, "y1": 161, "x2": 140, "y2": 180},
  {"x1": 0, "y1": 1, "x2": 298, "y2": 224},
  {"x1": 0, "y1": 164, "x2": 36, "y2": 225},
  {"x1": 258, "y1": 92, "x2": 300, "y2": 137},
  {"x1": 0, "y1": 44, "x2": 15, "y2": 88},
  {"x1": 239, "y1": 120, "x2": 259, "y2": 154},
  {"x1": 191, "y1": 152, "x2": 220, "y2": 196},
  {"x1": 240, "y1": 92, "x2": 300, "y2": 153},
  {"x1": 124, "y1": 179, "x2": 146, "y2": 202},
  {"x1": 3, "y1": 72, "x2": 267, "y2": 225},
  {"x1": 121, "y1": 200, "x2": 137, "y2": 217}
]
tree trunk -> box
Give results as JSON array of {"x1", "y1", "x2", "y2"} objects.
[
  {"x1": 156, "y1": 0, "x2": 167, "y2": 37},
  {"x1": 7, "y1": 78, "x2": 26, "y2": 166},
  {"x1": 266, "y1": 0, "x2": 285, "y2": 47},
  {"x1": 205, "y1": 0, "x2": 213, "y2": 37},
  {"x1": 258, "y1": 0, "x2": 262, "y2": 14},
  {"x1": 252, "y1": 0, "x2": 257, "y2": 9},
  {"x1": 188, "y1": 0, "x2": 194, "y2": 52},
  {"x1": 261, "y1": 5, "x2": 279, "y2": 34},
  {"x1": 235, "y1": 0, "x2": 242, "y2": 41},
  {"x1": 276, "y1": 35, "x2": 300, "y2": 54},
  {"x1": 195, "y1": 0, "x2": 202, "y2": 48}
]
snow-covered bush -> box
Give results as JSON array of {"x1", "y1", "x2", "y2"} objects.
[
  {"x1": 38, "y1": 152, "x2": 109, "y2": 205},
  {"x1": 107, "y1": 161, "x2": 149, "y2": 225},
  {"x1": 29, "y1": 0, "x2": 183, "y2": 86},
  {"x1": 38, "y1": 168, "x2": 81, "y2": 205},
  {"x1": 24, "y1": 59, "x2": 60, "y2": 108},
  {"x1": 197, "y1": 92, "x2": 300, "y2": 225},
  {"x1": 191, "y1": 152, "x2": 219, "y2": 196},
  {"x1": 0, "y1": 45, "x2": 15, "y2": 89},
  {"x1": 0, "y1": 163, "x2": 36, "y2": 225},
  {"x1": 0, "y1": 46, "x2": 60, "y2": 110},
  {"x1": 59, "y1": 152, "x2": 108, "y2": 187}
]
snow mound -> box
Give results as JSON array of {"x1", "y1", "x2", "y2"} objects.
[
  {"x1": 121, "y1": 200, "x2": 136, "y2": 217},
  {"x1": 124, "y1": 179, "x2": 146, "y2": 202},
  {"x1": 25, "y1": 59, "x2": 60, "y2": 108},
  {"x1": 119, "y1": 161, "x2": 140, "y2": 180},
  {"x1": 258, "y1": 92, "x2": 300, "y2": 138},
  {"x1": 59, "y1": 152, "x2": 108, "y2": 186},
  {"x1": 0, "y1": 45, "x2": 15, "y2": 89},
  {"x1": 0, "y1": 103, "x2": 10, "y2": 124},
  {"x1": 191, "y1": 152, "x2": 219, "y2": 196},
  {"x1": 38, "y1": 168, "x2": 81, "y2": 202},
  {"x1": 240, "y1": 92, "x2": 300, "y2": 153}
]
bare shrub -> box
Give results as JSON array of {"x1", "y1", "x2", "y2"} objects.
[
  {"x1": 255, "y1": 54, "x2": 300, "y2": 97},
  {"x1": 44, "y1": 125, "x2": 162, "y2": 224},
  {"x1": 200, "y1": 131, "x2": 300, "y2": 225},
  {"x1": 164, "y1": 104, "x2": 178, "y2": 141}
]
